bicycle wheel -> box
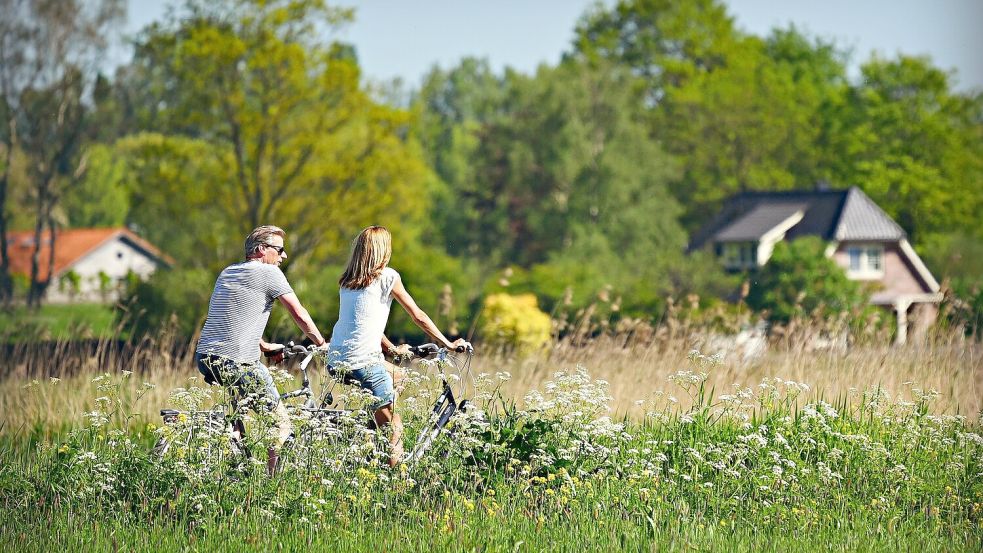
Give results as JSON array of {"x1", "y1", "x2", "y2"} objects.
[
  {"x1": 405, "y1": 351, "x2": 475, "y2": 464},
  {"x1": 153, "y1": 409, "x2": 247, "y2": 475},
  {"x1": 279, "y1": 408, "x2": 344, "y2": 472},
  {"x1": 405, "y1": 398, "x2": 455, "y2": 463}
]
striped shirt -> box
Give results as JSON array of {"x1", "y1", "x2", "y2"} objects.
[{"x1": 196, "y1": 261, "x2": 293, "y2": 364}]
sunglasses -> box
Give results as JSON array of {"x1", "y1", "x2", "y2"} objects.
[{"x1": 264, "y1": 243, "x2": 286, "y2": 255}]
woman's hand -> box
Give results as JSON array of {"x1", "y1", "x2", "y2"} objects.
[
  {"x1": 392, "y1": 343, "x2": 412, "y2": 357},
  {"x1": 448, "y1": 338, "x2": 472, "y2": 353},
  {"x1": 390, "y1": 343, "x2": 413, "y2": 364}
]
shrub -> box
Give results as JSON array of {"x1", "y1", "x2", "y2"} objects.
[
  {"x1": 747, "y1": 237, "x2": 869, "y2": 324},
  {"x1": 119, "y1": 268, "x2": 213, "y2": 337},
  {"x1": 479, "y1": 293, "x2": 551, "y2": 354}
]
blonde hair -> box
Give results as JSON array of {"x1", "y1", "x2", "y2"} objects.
[
  {"x1": 339, "y1": 226, "x2": 392, "y2": 289},
  {"x1": 244, "y1": 225, "x2": 285, "y2": 259}
]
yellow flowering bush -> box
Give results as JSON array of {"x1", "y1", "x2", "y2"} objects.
[{"x1": 479, "y1": 293, "x2": 552, "y2": 355}]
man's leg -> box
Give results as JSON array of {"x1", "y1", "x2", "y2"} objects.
[
  {"x1": 266, "y1": 402, "x2": 292, "y2": 476},
  {"x1": 238, "y1": 362, "x2": 292, "y2": 476}
]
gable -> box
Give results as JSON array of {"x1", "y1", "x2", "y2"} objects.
[
  {"x1": 6, "y1": 228, "x2": 171, "y2": 281},
  {"x1": 690, "y1": 186, "x2": 909, "y2": 251},
  {"x1": 833, "y1": 188, "x2": 906, "y2": 241}
]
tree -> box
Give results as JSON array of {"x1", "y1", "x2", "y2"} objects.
[
  {"x1": 61, "y1": 144, "x2": 129, "y2": 227},
  {"x1": 412, "y1": 58, "x2": 509, "y2": 256},
  {"x1": 445, "y1": 60, "x2": 684, "y2": 269},
  {"x1": 831, "y1": 56, "x2": 983, "y2": 244},
  {"x1": 573, "y1": 0, "x2": 739, "y2": 102},
  {"x1": 415, "y1": 57, "x2": 693, "y2": 315},
  {"x1": 118, "y1": 0, "x2": 435, "y2": 274},
  {"x1": 575, "y1": 2, "x2": 856, "y2": 230},
  {"x1": 0, "y1": 0, "x2": 125, "y2": 308}
]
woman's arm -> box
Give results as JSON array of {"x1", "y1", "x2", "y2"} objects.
[
  {"x1": 380, "y1": 335, "x2": 410, "y2": 357},
  {"x1": 391, "y1": 276, "x2": 467, "y2": 351}
]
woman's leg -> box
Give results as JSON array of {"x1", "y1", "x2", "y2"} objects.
[
  {"x1": 353, "y1": 363, "x2": 401, "y2": 466},
  {"x1": 373, "y1": 403, "x2": 404, "y2": 467},
  {"x1": 384, "y1": 361, "x2": 406, "y2": 403}
]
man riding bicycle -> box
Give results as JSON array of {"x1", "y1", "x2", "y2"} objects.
[{"x1": 195, "y1": 225, "x2": 326, "y2": 475}]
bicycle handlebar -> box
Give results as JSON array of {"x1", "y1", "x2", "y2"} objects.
[{"x1": 273, "y1": 341, "x2": 473, "y2": 361}]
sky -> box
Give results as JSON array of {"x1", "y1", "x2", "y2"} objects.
[{"x1": 123, "y1": 0, "x2": 983, "y2": 92}]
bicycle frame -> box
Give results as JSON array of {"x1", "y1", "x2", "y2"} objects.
[{"x1": 156, "y1": 342, "x2": 474, "y2": 467}]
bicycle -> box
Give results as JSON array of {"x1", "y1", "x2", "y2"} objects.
[
  {"x1": 152, "y1": 343, "x2": 343, "y2": 473},
  {"x1": 153, "y1": 342, "x2": 475, "y2": 472},
  {"x1": 278, "y1": 342, "x2": 476, "y2": 469}
]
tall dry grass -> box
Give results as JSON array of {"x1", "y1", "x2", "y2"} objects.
[
  {"x1": 497, "y1": 333, "x2": 982, "y2": 418},
  {"x1": 2, "y1": 317, "x2": 981, "y2": 433}
]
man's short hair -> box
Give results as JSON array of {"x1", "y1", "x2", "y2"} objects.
[{"x1": 244, "y1": 225, "x2": 285, "y2": 258}]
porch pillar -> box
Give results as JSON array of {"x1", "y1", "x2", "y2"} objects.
[{"x1": 894, "y1": 298, "x2": 912, "y2": 346}]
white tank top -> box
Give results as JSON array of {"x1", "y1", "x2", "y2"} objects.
[{"x1": 327, "y1": 267, "x2": 399, "y2": 370}]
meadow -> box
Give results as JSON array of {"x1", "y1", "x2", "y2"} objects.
[{"x1": 1, "y1": 323, "x2": 981, "y2": 552}]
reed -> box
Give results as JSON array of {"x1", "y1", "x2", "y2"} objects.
[{"x1": 2, "y1": 318, "x2": 979, "y2": 432}]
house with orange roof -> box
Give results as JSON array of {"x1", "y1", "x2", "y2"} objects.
[{"x1": 6, "y1": 227, "x2": 172, "y2": 304}]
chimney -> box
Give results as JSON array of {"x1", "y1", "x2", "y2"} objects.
[{"x1": 815, "y1": 179, "x2": 832, "y2": 191}]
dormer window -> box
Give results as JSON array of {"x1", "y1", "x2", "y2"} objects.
[
  {"x1": 847, "y1": 244, "x2": 884, "y2": 279},
  {"x1": 721, "y1": 242, "x2": 757, "y2": 270}
]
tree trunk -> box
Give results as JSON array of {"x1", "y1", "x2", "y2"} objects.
[
  {"x1": 27, "y1": 175, "x2": 51, "y2": 309},
  {"x1": 0, "y1": 120, "x2": 14, "y2": 308},
  {"x1": 45, "y1": 212, "x2": 56, "y2": 305}
]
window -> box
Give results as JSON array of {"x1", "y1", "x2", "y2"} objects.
[
  {"x1": 849, "y1": 248, "x2": 862, "y2": 271},
  {"x1": 845, "y1": 244, "x2": 884, "y2": 278},
  {"x1": 721, "y1": 242, "x2": 757, "y2": 270},
  {"x1": 867, "y1": 247, "x2": 882, "y2": 271}
]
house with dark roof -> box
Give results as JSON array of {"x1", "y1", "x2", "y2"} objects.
[
  {"x1": 689, "y1": 186, "x2": 942, "y2": 344},
  {"x1": 7, "y1": 227, "x2": 172, "y2": 304}
]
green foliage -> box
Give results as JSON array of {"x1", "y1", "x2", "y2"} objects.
[
  {"x1": 120, "y1": 268, "x2": 214, "y2": 337},
  {"x1": 574, "y1": 0, "x2": 739, "y2": 95},
  {"x1": 920, "y1": 232, "x2": 983, "y2": 336},
  {"x1": 7, "y1": 0, "x2": 980, "y2": 336},
  {"x1": 118, "y1": 0, "x2": 435, "y2": 274},
  {"x1": 62, "y1": 144, "x2": 129, "y2": 228},
  {"x1": 58, "y1": 270, "x2": 81, "y2": 299},
  {"x1": 457, "y1": 60, "x2": 684, "y2": 267},
  {"x1": 115, "y1": 132, "x2": 241, "y2": 270},
  {"x1": 478, "y1": 293, "x2": 552, "y2": 354},
  {"x1": 573, "y1": 1, "x2": 983, "y2": 243},
  {"x1": 831, "y1": 56, "x2": 983, "y2": 243},
  {"x1": 382, "y1": 240, "x2": 478, "y2": 341},
  {"x1": 746, "y1": 237, "x2": 868, "y2": 323}
]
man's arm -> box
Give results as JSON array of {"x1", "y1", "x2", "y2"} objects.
[{"x1": 277, "y1": 292, "x2": 326, "y2": 346}]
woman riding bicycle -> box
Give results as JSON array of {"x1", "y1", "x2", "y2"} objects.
[{"x1": 327, "y1": 226, "x2": 469, "y2": 467}]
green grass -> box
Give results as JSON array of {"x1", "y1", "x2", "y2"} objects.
[
  {"x1": 1, "y1": 362, "x2": 981, "y2": 552},
  {"x1": 0, "y1": 303, "x2": 119, "y2": 341},
  {"x1": 1, "y1": 500, "x2": 977, "y2": 552}
]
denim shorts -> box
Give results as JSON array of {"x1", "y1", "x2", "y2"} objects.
[
  {"x1": 195, "y1": 352, "x2": 280, "y2": 409},
  {"x1": 345, "y1": 362, "x2": 395, "y2": 411}
]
